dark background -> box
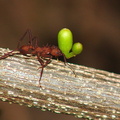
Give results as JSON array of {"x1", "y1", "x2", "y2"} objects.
[{"x1": 0, "y1": 0, "x2": 120, "y2": 120}]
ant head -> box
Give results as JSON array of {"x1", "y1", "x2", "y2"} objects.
[{"x1": 51, "y1": 46, "x2": 63, "y2": 57}]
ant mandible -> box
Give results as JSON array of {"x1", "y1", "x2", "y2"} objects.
[{"x1": 0, "y1": 29, "x2": 69, "y2": 87}]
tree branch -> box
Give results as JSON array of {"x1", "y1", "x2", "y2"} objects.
[{"x1": 0, "y1": 48, "x2": 120, "y2": 119}]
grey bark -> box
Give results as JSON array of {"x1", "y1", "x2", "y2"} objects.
[{"x1": 0, "y1": 48, "x2": 120, "y2": 120}]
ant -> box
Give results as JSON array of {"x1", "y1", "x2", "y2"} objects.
[{"x1": 0, "y1": 29, "x2": 75, "y2": 87}]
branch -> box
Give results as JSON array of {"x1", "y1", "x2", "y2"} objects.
[{"x1": 0, "y1": 48, "x2": 120, "y2": 120}]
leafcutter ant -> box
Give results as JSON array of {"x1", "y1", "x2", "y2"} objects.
[{"x1": 0, "y1": 29, "x2": 76, "y2": 87}]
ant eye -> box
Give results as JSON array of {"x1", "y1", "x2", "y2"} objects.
[{"x1": 57, "y1": 52, "x2": 60, "y2": 54}]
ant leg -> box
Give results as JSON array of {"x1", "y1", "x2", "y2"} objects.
[
  {"x1": 43, "y1": 57, "x2": 52, "y2": 67},
  {"x1": 0, "y1": 50, "x2": 18, "y2": 60},
  {"x1": 39, "y1": 65, "x2": 44, "y2": 87},
  {"x1": 37, "y1": 55, "x2": 45, "y2": 87},
  {"x1": 63, "y1": 54, "x2": 76, "y2": 77},
  {"x1": 17, "y1": 29, "x2": 33, "y2": 49},
  {"x1": 37, "y1": 55, "x2": 52, "y2": 87},
  {"x1": 31, "y1": 36, "x2": 39, "y2": 48}
]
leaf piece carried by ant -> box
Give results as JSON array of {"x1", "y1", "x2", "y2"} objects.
[{"x1": 58, "y1": 28, "x2": 83, "y2": 59}]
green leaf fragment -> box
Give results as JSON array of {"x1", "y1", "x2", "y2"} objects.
[
  {"x1": 58, "y1": 28, "x2": 83, "y2": 59},
  {"x1": 58, "y1": 28, "x2": 73, "y2": 54},
  {"x1": 72, "y1": 42, "x2": 83, "y2": 55}
]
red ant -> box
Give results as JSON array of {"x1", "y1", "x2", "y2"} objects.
[{"x1": 0, "y1": 29, "x2": 74, "y2": 87}]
